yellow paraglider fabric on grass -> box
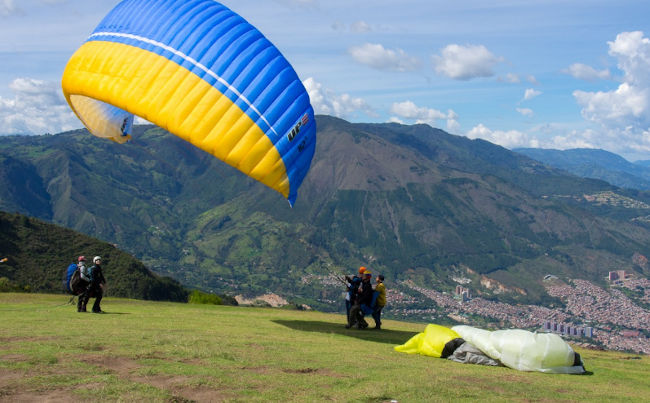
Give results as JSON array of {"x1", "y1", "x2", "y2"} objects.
[{"x1": 394, "y1": 324, "x2": 460, "y2": 358}]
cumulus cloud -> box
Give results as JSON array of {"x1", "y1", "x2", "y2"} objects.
[
  {"x1": 499, "y1": 73, "x2": 520, "y2": 83},
  {"x1": 272, "y1": 0, "x2": 316, "y2": 7},
  {"x1": 0, "y1": 78, "x2": 80, "y2": 135},
  {"x1": 466, "y1": 124, "x2": 535, "y2": 148},
  {"x1": 432, "y1": 44, "x2": 502, "y2": 80},
  {"x1": 523, "y1": 88, "x2": 542, "y2": 101},
  {"x1": 574, "y1": 83, "x2": 646, "y2": 122},
  {"x1": 303, "y1": 77, "x2": 374, "y2": 119},
  {"x1": 350, "y1": 21, "x2": 371, "y2": 33},
  {"x1": 573, "y1": 31, "x2": 650, "y2": 153},
  {"x1": 565, "y1": 63, "x2": 611, "y2": 81},
  {"x1": 516, "y1": 107, "x2": 534, "y2": 117},
  {"x1": 464, "y1": 123, "x2": 611, "y2": 151},
  {"x1": 389, "y1": 100, "x2": 459, "y2": 131},
  {"x1": 546, "y1": 130, "x2": 598, "y2": 150},
  {"x1": 0, "y1": 0, "x2": 16, "y2": 16},
  {"x1": 348, "y1": 43, "x2": 420, "y2": 72}
]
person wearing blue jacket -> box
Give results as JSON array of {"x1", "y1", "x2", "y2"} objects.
[
  {"x1": 344, "y1": 266, "x2": 366, "y2": 323},
  {"x1": 348, "y1": 271, "x2": 373, "y2": 329}
]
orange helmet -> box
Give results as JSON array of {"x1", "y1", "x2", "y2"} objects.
[{"x1": 359, "y1": 266, "x2": 367, "y2": 274}]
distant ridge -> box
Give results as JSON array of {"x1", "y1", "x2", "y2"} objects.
[{"x1": 514, "y1": 147, "x2": 650, "y2": 190}]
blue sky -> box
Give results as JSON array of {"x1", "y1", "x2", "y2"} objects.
[{"x1": 2, "y1": 0, "x2": 650, "y2": 160}]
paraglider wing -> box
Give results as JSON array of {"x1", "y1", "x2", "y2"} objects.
[
  {"x1": 452, "y1": 325, "x2": 585, "y2": 374},
  {"x1": 61, "y1": 0, "x2": 316, "y2": 205},
  {"x1": 394, "y1": 324, "x2": 463, "y2": 358},
  {"x1": 395, "y1": 324, "x2": 585, "y2": 374}
]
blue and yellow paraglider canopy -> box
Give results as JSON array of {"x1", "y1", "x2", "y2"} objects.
[{"x1": 62, "y1": 0, "x2": 316, "y2": 206}]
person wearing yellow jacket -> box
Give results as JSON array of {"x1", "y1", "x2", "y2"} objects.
[{"x1": 372, "y1": 275, "x2": 386, "y2": 329}]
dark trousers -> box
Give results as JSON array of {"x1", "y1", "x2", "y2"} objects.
[
  {"x1": 91, "y1": 288, "x2": 103, "y2": 312},
  {"x1": 77, "y1": 293, "x2": 87, "y2": 312},
  {"x1": 79, "y1": 286, "x2": 103, "y2": 312},
  {"x1": 345, "y1": 299, "x2": 352, "y2": 321},
  {"x1": 372, "y1": 306, "x2": 384, "y2": 328},
  {"x1": 348, "y1": 304, "x2": 368, "y2": 329}
]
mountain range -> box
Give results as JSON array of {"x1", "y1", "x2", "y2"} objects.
[
  {"x1": 2, "y1": 116, "x2": 650, "y2": 310},
  {"x1": 515, "y1": 147, "x2": 650, "y2": 191}
]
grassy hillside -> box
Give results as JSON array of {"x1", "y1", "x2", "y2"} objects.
[
  {"x1": 0, "y1": 211, "x2": 188, "y2": 302},
  {"x1": 0, "y1": 293, "x2": 647, "y2": 401}
]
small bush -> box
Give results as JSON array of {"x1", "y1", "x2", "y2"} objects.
[
  {"x1": 0, "y1": 277, "x2": 27, "y2": 293},
  {"x1": 188, "y1": 290, "x2": 222, "y2": 305}
]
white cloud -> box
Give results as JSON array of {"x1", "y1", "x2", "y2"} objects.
[
  {"x1": 389, "y1": 100, "x2": 458, "y2": 130},
  {"x1": 0, "y1": 0, "x2": 16, "y2": 16},
  {"x1": 564, "y1": 63, "x2": 611, "y2": 81},
  {"x1": 499, "y1": 73, "x2": 520, "y2": 83},
  {"x1": 527, "y1": 75, "x2": 539, "y2": 85},
  {"x1": 573, "y1": 31, "x2": 650, "y2": 149},
  {"x1": 432, "y1": 44, "x2": 502, "y2": 80},
  {"x1": 272, "y1": 0, "x2": 316, "y2": 8},
  {"x1": 348, "y1": 43, "x2": 420, "y2": 72},
  {"x1": 350, "y1": 21, "x2": 371, "y2": 33},
  {"x1": 466, "y1": 124, "x2": 533, "y2": 148},
  {"x1": 547, "y1": 130, "x2": 597, "y2": 150},
  {"x1": 608, "y1": 31, "x2": 650, "y2": 86},
  {"x1": 523, "y1": 88, "x2": 542, "y2": 101},
  {"x1": 516, "y1": 107, "x2": 534, "y2": 117},
  {"x1": 0, "y1": 78, "x2": 80, "y2": 135},
  {"x1": 303, "y1": 77, "x2": 374, "y2": 119},
  {"x1": 574, "y1": 83, "x2": 647, "y2": 122}
]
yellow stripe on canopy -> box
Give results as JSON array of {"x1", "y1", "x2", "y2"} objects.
[{"x1": 62, "y1": 40, "x2": 290, "y2": 199}]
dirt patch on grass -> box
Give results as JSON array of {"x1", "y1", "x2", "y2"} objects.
[
  {"x1": 80, "y1": 354, "x2": 141, "y2": 377},
  {"x1": 1, "y1": 388, "x2": 82, "y2": 403},
  {"x1": 0, "y1": 367, "x2": 83, "y2": 403},
  {"x1": 0, "y1": 353, "x2": 29, "y2": 362},
  {"x1": 0, "y1": 368, "x2": 23, "y2": 389},
  {"x1": 282, "y1": 367, "x2": 346, "y2": 378},
  {"x1": 78, "y1": 354, "x2": 230, "y2": 402},
  {"x1": 0, "y1": 336, "x2": 59, "y2": 344},
  {"x1": 170, "y1": 386, "x2": 229, "y2": 402},
  {"x1": 241, "y1": 365, "x2": 273, "y2": 374},
  {"x1": 144, "y1": 375, "x2": 229, "y2": 402}
]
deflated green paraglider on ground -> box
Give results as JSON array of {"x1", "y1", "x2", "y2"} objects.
[{"x1": 395, "y1": 323, "x2": 586, "y2": 374}]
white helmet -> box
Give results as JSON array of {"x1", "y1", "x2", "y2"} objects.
[{"x1": 93, "y1": 256, "x2": 102, "y2": 263}]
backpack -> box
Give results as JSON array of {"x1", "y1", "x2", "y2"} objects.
[{"x1": 63, "y1": 263, "x2": 85, "y2": 295}]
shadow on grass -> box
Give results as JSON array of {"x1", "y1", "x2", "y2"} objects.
[
  {"x1": 272, "y1": 320, "x2": 417, "y2": 345},
  {"x1": 95, "y1": 311, "x2": 130, "y2": 315}
]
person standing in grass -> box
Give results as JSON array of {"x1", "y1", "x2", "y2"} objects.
[
  {"x1": 76, "y1": 256, "x2": 90, "y2": 312},
  {"x1": 86, "y1": 256, "x2": 106, "y2": 313},
  {"x1": 344, "y1": 266, "x2": 366, "y2": 324},
  {"x1": 348, "y1": 271, "x2": 373, "y2": 329},
  {"x1": 372, "y1": 275, "x2": 386, "y2": 330}
]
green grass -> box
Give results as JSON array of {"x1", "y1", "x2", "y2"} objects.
[{"x1": 0, "y1": 293, "x2": 648, "y2": 402}]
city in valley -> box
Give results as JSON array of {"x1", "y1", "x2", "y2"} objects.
[{"x1": 312, "y1": 270, "x2": 650, "y2": 355}]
